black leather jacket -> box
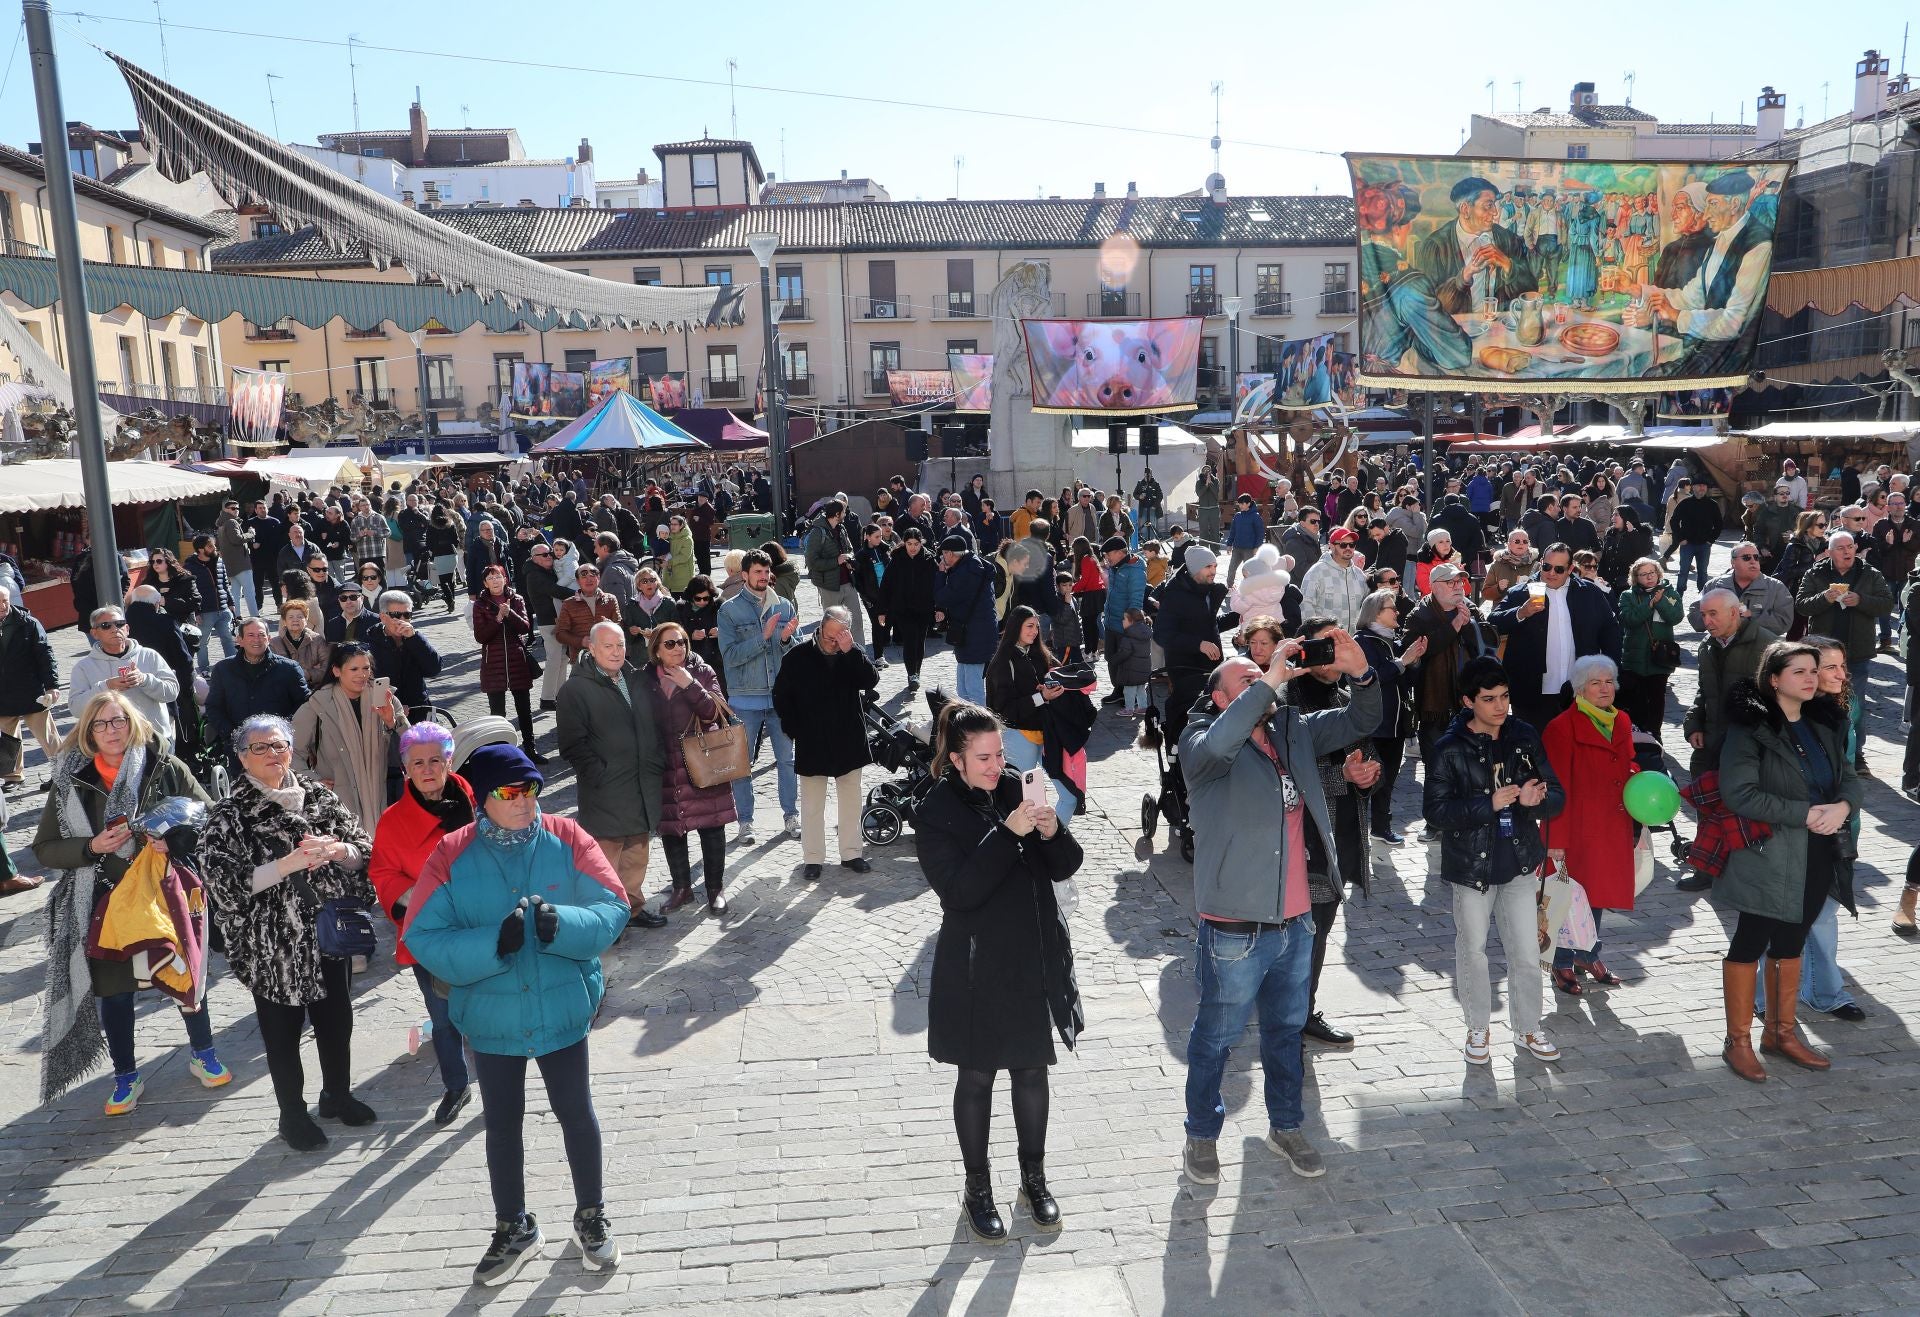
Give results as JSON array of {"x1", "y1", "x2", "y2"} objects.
[{"x1": 1421, "y1": 709, "x2": 1564, "y2": 887}]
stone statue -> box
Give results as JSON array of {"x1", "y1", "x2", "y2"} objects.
[{"x1": 991, "y1": 260, "x2": 1052, "y2": 399}]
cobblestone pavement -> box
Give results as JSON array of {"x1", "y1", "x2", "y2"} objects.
[{"x1": 6, "y1": 540, "x2": 1920, "y2": 1314}]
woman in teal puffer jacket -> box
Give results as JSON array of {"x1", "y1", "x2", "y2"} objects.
[{"x1": 404, "y1": 744, "x2": 630, "y2": 1287}]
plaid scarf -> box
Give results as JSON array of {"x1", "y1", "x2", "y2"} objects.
[{"x1": 1678, "y1": 771, "x2": 1771, "y2": 879}]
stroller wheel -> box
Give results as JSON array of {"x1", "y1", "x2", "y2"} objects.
[
  {"x1": 1179, "y1": 831, "x2": 1195, "y2": 864},
  {"x1": 866, "y1": 784, "x2": 889, "y2": 810},
  {"x1": 1140, "y1": 792, "x2": 1160, "y2": 841},
  {"x1": 860, "y1": 805, "x2": 902, "y2": 847}
]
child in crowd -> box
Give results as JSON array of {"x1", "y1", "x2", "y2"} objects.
[
  {"x1": 1109, "y1": 607, "x2": 1154, "y2": 716},
  {"x1": 1051, "y1": 571, "x2": 1085, "y2": 663},
  {"x1": 1142, "y1": 539, "x2": 1169, "y2": 588}
]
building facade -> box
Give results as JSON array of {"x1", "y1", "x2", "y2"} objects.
[
  {"x1": 211, "y1": 138, "x2": 1358, "y2": 427},
  {"x1": 1462, "y1": 81, "x2": 1758, "y2": 162},
  {"x1": 293, "y1": 101, "x2": 598, "y2": 210}
]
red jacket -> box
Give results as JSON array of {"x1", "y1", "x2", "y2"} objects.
[
  {"x1": 1541, "y1": 705, "x2": 1639, "y2": 910},
  {"x1": 472, "y1": 587, "x2": 534, "y2": 693},
  {"x1": 370, "y1": 773, "x2": 476, "y2": 966},
  {"x1": 1071, "y1": 556, "x2": 1105, "y2": 595}
]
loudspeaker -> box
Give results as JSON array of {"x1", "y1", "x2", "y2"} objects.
[
  {"x1": 1137, "y1": 424, "x2": 1160, "y2": 455},
  {"x1": 905, "y1": 431, "x2": 929, "y2": 463},
  {"x1": 939, "y1": 425, "x2": 969, "y2": 457},
  {"x1": 1107, "y1": 424, "x2": 1128, "y2": 455}
]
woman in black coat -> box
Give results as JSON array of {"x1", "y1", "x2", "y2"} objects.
[
  {"x1": 915, "y1": 701, "x2": 1082, "y2": 1245},
  {"x1": 1598, "y1": 507, "x2": 1655, "y2": 596},
  {"x1": 679, "y1": 575, "x2": 726, "y2": 692},
  {"x1": 1354, "y1": 589, "x2": 1428, "y2": 843},
  {"x1": 878, "y1": 527, "x2": 938, "y2": 689}
]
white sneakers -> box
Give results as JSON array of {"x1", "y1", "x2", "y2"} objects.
[{"x1": 1463, "y1": 1028, "x2": 1560, "y2": 1064}]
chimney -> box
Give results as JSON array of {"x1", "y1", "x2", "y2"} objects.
[
  {"x1": 1756, "y1": 86, "x2": 1786, "y2": 145},
  {"x1": 1892, "y1": 72, "x2": 1914, "y2": 97},
  {"x1": 1855, "y1": 49, "x2": 1890, "y2": 121},
  {"x1": 577, "y1": 136, "x2": 593, "y2": 165},
  {"x1": 1093, "y1": 181, "x2": 1106, "y2": 198},
  {"x1": 637, "y1": 167, "x2": 649, "y2": 184},
  {"x1": 408, "y1": 99, "x2": 428, "y2": 166},
  {"x1": 1207, "y1": 171, "x2": 1227, "y2": 205},
  {"x1": 1125, "y1": 180, "x2": 1138, "y2": 200},
  {"x1": 1570, "y1": 80, "x2": 1597, "y2": 111},
  {"x1": 840, "y1": 169, "x2": 848, "y2": 181}
]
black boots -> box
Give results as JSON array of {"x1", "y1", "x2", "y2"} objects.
[
  {"x1": 961, "y1": 1172, "x2": 1006, "y2": 1243},
  {"x1": 1018, "y1": 1157, "x2": 1062, "y2": 1231}
]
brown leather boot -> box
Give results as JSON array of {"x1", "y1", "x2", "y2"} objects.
[
  {"x1": 1760, "y1": 959, "x2": 1831, "y2": 1071},
  {"x1": 1721, "y1": 960, "x2": 1767, "y2": 1083}
]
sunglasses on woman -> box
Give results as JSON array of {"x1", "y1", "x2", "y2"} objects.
[
  {"x1": 658, "y1": 637, "x2": 687, "y2": 649},
  {"x1": 490, "y1": 781, "x2": 542, "y2": 801}
]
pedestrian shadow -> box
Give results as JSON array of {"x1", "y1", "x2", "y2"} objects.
[
  {"x1": 1151, "y1": 1137, "x2": 1320, "y2": 1310},
  {"x1": 905, "y1": 1217, "x2": 1032, "y2": 1316}
]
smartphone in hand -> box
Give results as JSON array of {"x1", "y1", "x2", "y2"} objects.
[{"x1": 1020, "y1": 768, "x2": 1047, "y2": 812}]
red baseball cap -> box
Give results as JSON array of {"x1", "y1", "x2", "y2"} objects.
[{"x1": 1328, "y1": 527, "x2": 1360, "y2": 545}]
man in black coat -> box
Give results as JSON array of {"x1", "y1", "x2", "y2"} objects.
[
  {"x1": 366, "y1": 590, "x2": 443, "y2": 717},
  {"x1": 204, "y1": 618, "x2": 311, "y2": 760},
  {"x1": 1153, "y1": 547, "x2": 1230, "y2": 746},
  {"x1": 1361, "y1": 518, "x2": 1409, "y2": 578},
  {"x1": 1554, "y1": 493, "x2": 1599, "y2": 556},
  {"x1": 1669, "y1": 477, "x2": 1725, "y2": 596},
  {"x1": 0, "y1": 581, "x2": 59, "y2": 795},
  {"x1": 1489, "y1": 544, "x2": 1623, "y2": 731},
  {"x1": 771, "y1": 607, "x2": 878, "y2": 880}
]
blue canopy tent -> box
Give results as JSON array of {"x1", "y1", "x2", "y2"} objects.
[{"x1": 532, "y1": 392, "x2": 709, "y2": 455}]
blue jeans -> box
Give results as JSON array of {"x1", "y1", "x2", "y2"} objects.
[
  {"x1": 228, "y1": 569, "x2": 254, "y2": 620},
  {"x1": 1676, "y1": 543, "x2": 1710, "y2": 593},
  {"x1": 1001, "y1": 728, "x2": 1074, "y2": 827},
  {"x1": 1183, "y1": 916, "x2": 1313, "y2": 1138},
  {"x1": 196, "y1": 608, "x2": 235, "y2": 673},
  {"x1": 98, "y1": 989, "x2": 215, "y2": 1075},
  {"x1": 1123, "y1": 684, "x2": 1148, "y2": 712},
  {"x1": 953, "y1": 662, "x2": 986, "y2": 706},
  {"x1": 1848, "y1": 658, "x2": 1869, "y2": 754},
  {"x1": 730, "y1": 701, "x2": 797, "y2": 824},
  {"x1": 1754, "y1": 897, "x2": 1855, "y2": 1013},
  {"x1": 411, "y1": 965, "x2": 470, "y2": 1093}
]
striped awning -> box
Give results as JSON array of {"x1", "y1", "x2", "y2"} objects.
[
  {"x1": 0, "y1": 254, "x2": 735, "y2": 335},
  {"x1": 1765, "y1": 254, "x2": 1920, "y2": 317}
]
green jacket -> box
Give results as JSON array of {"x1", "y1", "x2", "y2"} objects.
[
  {"x1": 1713, "y1": 681, "x2": 1860, "y2": 923},
  {"x1": 1795, "y1": 558, "x2": 1895, "y2": 661},
  {"x1": 1683, "y1": 616, "x2": 1778, "y2": 773},
  {"x1": 554, "y1": 659, "x2": 665, "y2": 840},
  {"x1": 803, "y1": 519, "x2": 852, "y2": 588},
  {"x1": 1616, "y1": 581, "x2": 1684, "y2": 676},
  {"x1": 1751, "y1": 500, "x2": 1800, "y2": 560}
]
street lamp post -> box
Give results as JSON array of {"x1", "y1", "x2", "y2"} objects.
[
  {"x1": 408, "y1": 328, "x2": 435, "y2": 458},
  {"x1": 746, "y1": 233, "x2": 786, "y2": 534},
  {"x1": 1222, "y1": 295, "x2": 1243, "y2": 482},
  {"x1": 23, "y1": 1, "x2": 119, "y2": 607}
]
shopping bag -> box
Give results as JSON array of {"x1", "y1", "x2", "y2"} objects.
[
  {"x1": 1538, "y1": 867, "x2": 1576, "y2": 970},
  {"x1": 1633, "y1": 826, "x2": 1656, "y2": 897}
]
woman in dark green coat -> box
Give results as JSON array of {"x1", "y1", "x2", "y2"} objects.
[
  {"x1": 1714, "y1": 642, "x2": 1861, "y2": 1084},
  {"x1": 1614, "y1": 557, "x2": 1683, "y2": 735}
]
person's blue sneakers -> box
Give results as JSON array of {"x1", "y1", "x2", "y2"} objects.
[
  {"x1": 105, "y1": 1071, "x2": 144, "y2": 1116},
  {"x1": 189, "y1": 1047, "x2": 232, "y2": 1088}
]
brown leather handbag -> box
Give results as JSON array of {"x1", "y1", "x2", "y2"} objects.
[{"x1": 680, "y1": 692, "x2": 750, "y2": 788}]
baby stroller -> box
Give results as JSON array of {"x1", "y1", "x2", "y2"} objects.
[
  {"x1": 859, "y1": 688, "x2": 947, "y2": 846},
  {"x1": 1138, "y1": 694, "x2": 1194, "y2": 863}
]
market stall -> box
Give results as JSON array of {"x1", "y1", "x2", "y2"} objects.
[
  {"x1": 0, "y1": 459, "x2": 230, "y2": 628},
  {"x1": 1733, "y1": 421, "x2": 1920, "y2": 505}
]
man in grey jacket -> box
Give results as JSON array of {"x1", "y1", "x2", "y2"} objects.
[
  {"x1": 802, "y1": 499, "x2": 865, "y2": 651},
  {"x1": 1686, "y1": 541, "x2": 1794, "y2": 637},
  {"x1": 69, "y1": 605, "x2": 181, "y2": 744},
  {"x1": 1176, "y1": 629, "x2": 1381, "y2": 1186}
]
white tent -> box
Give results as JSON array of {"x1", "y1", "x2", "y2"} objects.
[
  {"x1": 1068, "y1": 424, "x2": 1211, "y2": 518},
  {"x1": 245, "y1": 451, "x2": 369, "y2": 493},
  {"x1": 0, "y1": 459, "x2": 227, "y2": 513}
]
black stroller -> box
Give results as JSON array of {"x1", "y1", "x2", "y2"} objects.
[
  {"x1": 859, "y1": 688, "x2": 948, "y2": 846},
  {"x1": 1137, "y1": 694, "x2": 1194, "y2": 863}
]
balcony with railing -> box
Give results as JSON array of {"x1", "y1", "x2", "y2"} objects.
[
  {"x1": 1319, "y1": 290, "x2": 1356, "y2": 315},
  {"x1": 1187, "y1": 291, "x2": 1223, "y2": 317},
  {"x1": 343, "y1": 325, "x2": 387, "y2": 340},
  {"x1": 858, "y1": 294, "x2": 913, "y2": 321},
  {"x1": 774, "y1": 297, "x2": 812, "y2": 322},
  {"x1": 703, "y1": 374, "x2": 743, "y2": 400},
  {"x1": 1087, "y1": 291, "x2": 1141, "y2": 318},
  {"x1": 934, "y1": 291, "x2": 986, "y2": 320},
  {"x1": 1252, "y1": 291, "x2": 1293, "y2": 317},
  {"x1": 423, "y1": 386, "x2": 464, "y2": 410},
  {"x1": 245, "y1": 320, "x2": 298, "y2": 341},
  {"x1": 865, "y1": 370, "x2": 893, "y2": 396},
  {"x1": 782, "y1": 372, "x2": 815, "y2": 396},
  {"x1": 350, "y1": 389, "x2": 394, "y2": 407},
  {"x1": 0, "y1": 237, "x2": 52, "y2": 259}
]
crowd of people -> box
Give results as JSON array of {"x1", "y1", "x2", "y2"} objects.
[{"x1": 7, "y1": 442, "x2": 1917, "y2": 1273}]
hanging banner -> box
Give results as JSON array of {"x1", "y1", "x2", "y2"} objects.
[
  {"x1": 886, "y1": 369, "x2": 955, "y2": 406},
  {"x1": 1345, "y1": 154, "x2": 1793, "y2": 392},
  {"x1": 549, "y1": 371, "x2": 587, "y2": 419},
  {"x1": 649, "y1": 374, "x2": 687, "y2": 410},
  {"x1": 511, "y1": 361, "x2": 553, "y2": 418},
  {"x1": 585, "y1": 358, "x2": 632, "y2": 407},
  {"x1": 1658, "y1": 387, "x2": 1734, "y2": 419},
  {"x1": 1233, "y1": 335, "x2": 1364, "y2": 424},
  {"x1": 229, "y1": 367, "x2": 288, "y2": 443},
  {"x1": 1021, "y1": 316, "x2": 1202, "y2": 414},
  {"x1": 949, "y1": 353, "x2": 993, "y2": 412}
]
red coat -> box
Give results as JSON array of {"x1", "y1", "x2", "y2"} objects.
[
  {"x1": 370, "y1": 773, "x2": 476, "y2": 966},
  {"x1": 1541, "y1": 704, "x2": 1638, "y2": 911},
  {"x1": 472, "y1": 587, "x2": 534, "y2": 693},
  {"x1": 642, "y1": 656, "x2": 739, "y2": 837}
]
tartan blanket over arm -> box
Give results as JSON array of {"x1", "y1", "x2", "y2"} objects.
[{"x1": 1679, "y1": 771, "x2": 1772, "y2": 880}]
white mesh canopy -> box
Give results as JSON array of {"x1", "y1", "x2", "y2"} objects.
[{"x1": 113, "y1": 54, "x2": 745, "y2": 333}]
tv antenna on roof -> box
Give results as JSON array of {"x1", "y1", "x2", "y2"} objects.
[
  {"x1": 1513, "y1": 80, "x2": 1523, "y2": 112},
  {"x1": 347, "y1": 34, "x2": 363, "y2": 181},
  {"x1": 153, "y1": 0, "x2": 170, "y2": 78},
  {"x1": 727, "y1": 58, "x2": 738, "y2": 136},
  {"x1": 954, "y1": 155, "x2": 964, "y2": 198},
  {"x1": 1209, "y1": 80, "x2": 1223, "y2": 175},
  {"x1": 265, "y1": 72, "x2": 283, "y2": 142},
  {"x1": 1623, "y1": 70, "x2": 1636, "y2": 106},
  {"x1": 460, "y1": 103, "x2": 470, "y2": 129},
  {"x1": 1485, "y1": 79, "x2": 1495, "y2": 113}
]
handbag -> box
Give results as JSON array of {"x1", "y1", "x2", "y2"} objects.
[
  {"x1": 1633, "y1": 826, "x2": 1656, "y2": 897},
  {"x1": 1645, "y1": 616, "x2": 1682, "y2": 669},
  {"x1": 680, "y1": 691, "x2": 750, "y2": 788},
  {"x1": 291, "y1": 870, "x2": 377, "y2": 960}
]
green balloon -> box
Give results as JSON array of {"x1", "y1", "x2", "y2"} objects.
[{"x1": 1623, "y1": 770, "x2": 1681, "y2": 825}]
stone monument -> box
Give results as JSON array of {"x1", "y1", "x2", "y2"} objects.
[{"x1": 989, "y1": 260, "x2": 1073, "y2": 499}]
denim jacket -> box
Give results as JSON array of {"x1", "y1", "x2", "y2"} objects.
[{"x1": 717, "y1": 587, "x2": 797, "y2": 698}]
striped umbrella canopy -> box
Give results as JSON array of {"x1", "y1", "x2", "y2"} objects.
[{"x1": 532, "y1": 392, "x2": 708, "y2": 454}]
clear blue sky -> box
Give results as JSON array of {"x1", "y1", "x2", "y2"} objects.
[{"x1": 5, "y1": 0, "x2": 1917, "y2": 201}]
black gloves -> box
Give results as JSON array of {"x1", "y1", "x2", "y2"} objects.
[
  {"x1": 496, "y1": 899, "x2": 528, "y2": 958},
  {"x1": 530, "y1": 895, "x2": 559, "y2": 945}
]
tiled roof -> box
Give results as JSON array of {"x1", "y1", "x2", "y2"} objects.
[
  {"x1": 318, "y1": 128, "x2": 513, "y2": 143},
  {"x1": 0, "y1": 144, "x2": 225, "y2": 238},
  {"x1": 1654, "y1": 122, "x2": 1757, "y2": 136},
  {"x1": 1573, "y1": 104, "x2": 1656, "y2": 124},
  {"x1": 651, "y1": 136, "x2": 766, "y2": 180},
  {"x1": 1483, "y1": 112, "x2": 1590, "y2": 129},
  {"x1": 213, "y1": 194, "x2": 1356, "y2": 271}
]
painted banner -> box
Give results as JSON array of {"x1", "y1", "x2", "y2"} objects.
[
  {"x1": 1021, "y1": 316, "x2": 1202, "y2": 414},
  {"x1": 585, "y1": 358, "x2": 632, "y2": 407},
  {"x1": 1658, "y1": 387, "x2": 1734, "y2": 419},
  {"x1": 548, "y1": 371, "x2": 587, "y2": 419},
  {"x1": 949, "y1": 353, "x2": 993, "y2": 412},
  {"x1": 649, "y1": 374, "x2": 686, "y2": 410},
  {"x1": 1233, "y1": 335, "x2": 1364, "y2": 424},
  {"x1": 886, "y1": 369, "x2": 955, "y2": 406},
  {"x1": 511, "y1": 361, "x2": 553, "y2": 418},
  {"x1": 1345, "y1": 154, "x2": 1793, "y2": 391},
  {"x1": 229, "y1": 367, "x2": 288, "y2": 444}
]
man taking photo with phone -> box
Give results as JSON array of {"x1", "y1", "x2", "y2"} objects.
[{"x1": 1176, "y1": 627, "x2": 1380, "y2": 1186}]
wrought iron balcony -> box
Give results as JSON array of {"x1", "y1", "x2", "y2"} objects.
[
  {"x1": 1088, "y1": 291, "x2": 1140, "y2": 317},
  {"x1": 1187, "y1": 291, "x2": 1223, "y2": 317},
  {"x1": 774, "y1": 297, "x2": 812, "y2": 322},
  {"x1": 1253, "y1": 292, "x2": 1293, "y2": 316},
  {"x1": 1319, "y1": 290, "x2": 1356, "y2": 315},
  {"x1": 703, "y1": 375, "x2": 743, "y2": 400},
  {"x1": 858, "y1": 295, "x2": 912, "y2": 321},
  {"x1": 934, "y1": 292, "x2": 984, "y2": 319}
]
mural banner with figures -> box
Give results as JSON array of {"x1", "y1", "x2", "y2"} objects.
[
  {"x1": 949, "y1": 353, "x2": 993, "y2": 412},
  {"x1": 510, "y1": 361, "x2": 553, "y2": 418},
  {"x1": 1233, "y1": 334, "x2": 1364, "y2": 425},
  {"x1": 1021, "y1": 316, "x2": 1202, "y2": 414},
  {"x1": 585, "y1": 358, "x2": 632, "y2": 408},
  {"x1": 1345, "y1": 154, "x2": 1792, "y2": 392},
  {"x1": 886, "y1": 369, "x2": 956, "y2": 406},
  {"x1": 548, "y1": 371, "x2": 587, "y2": 419}
]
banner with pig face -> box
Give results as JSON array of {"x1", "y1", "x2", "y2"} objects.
[{"x1": 1021, "y1": 316, "x2": 1202, "y2": 414}]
